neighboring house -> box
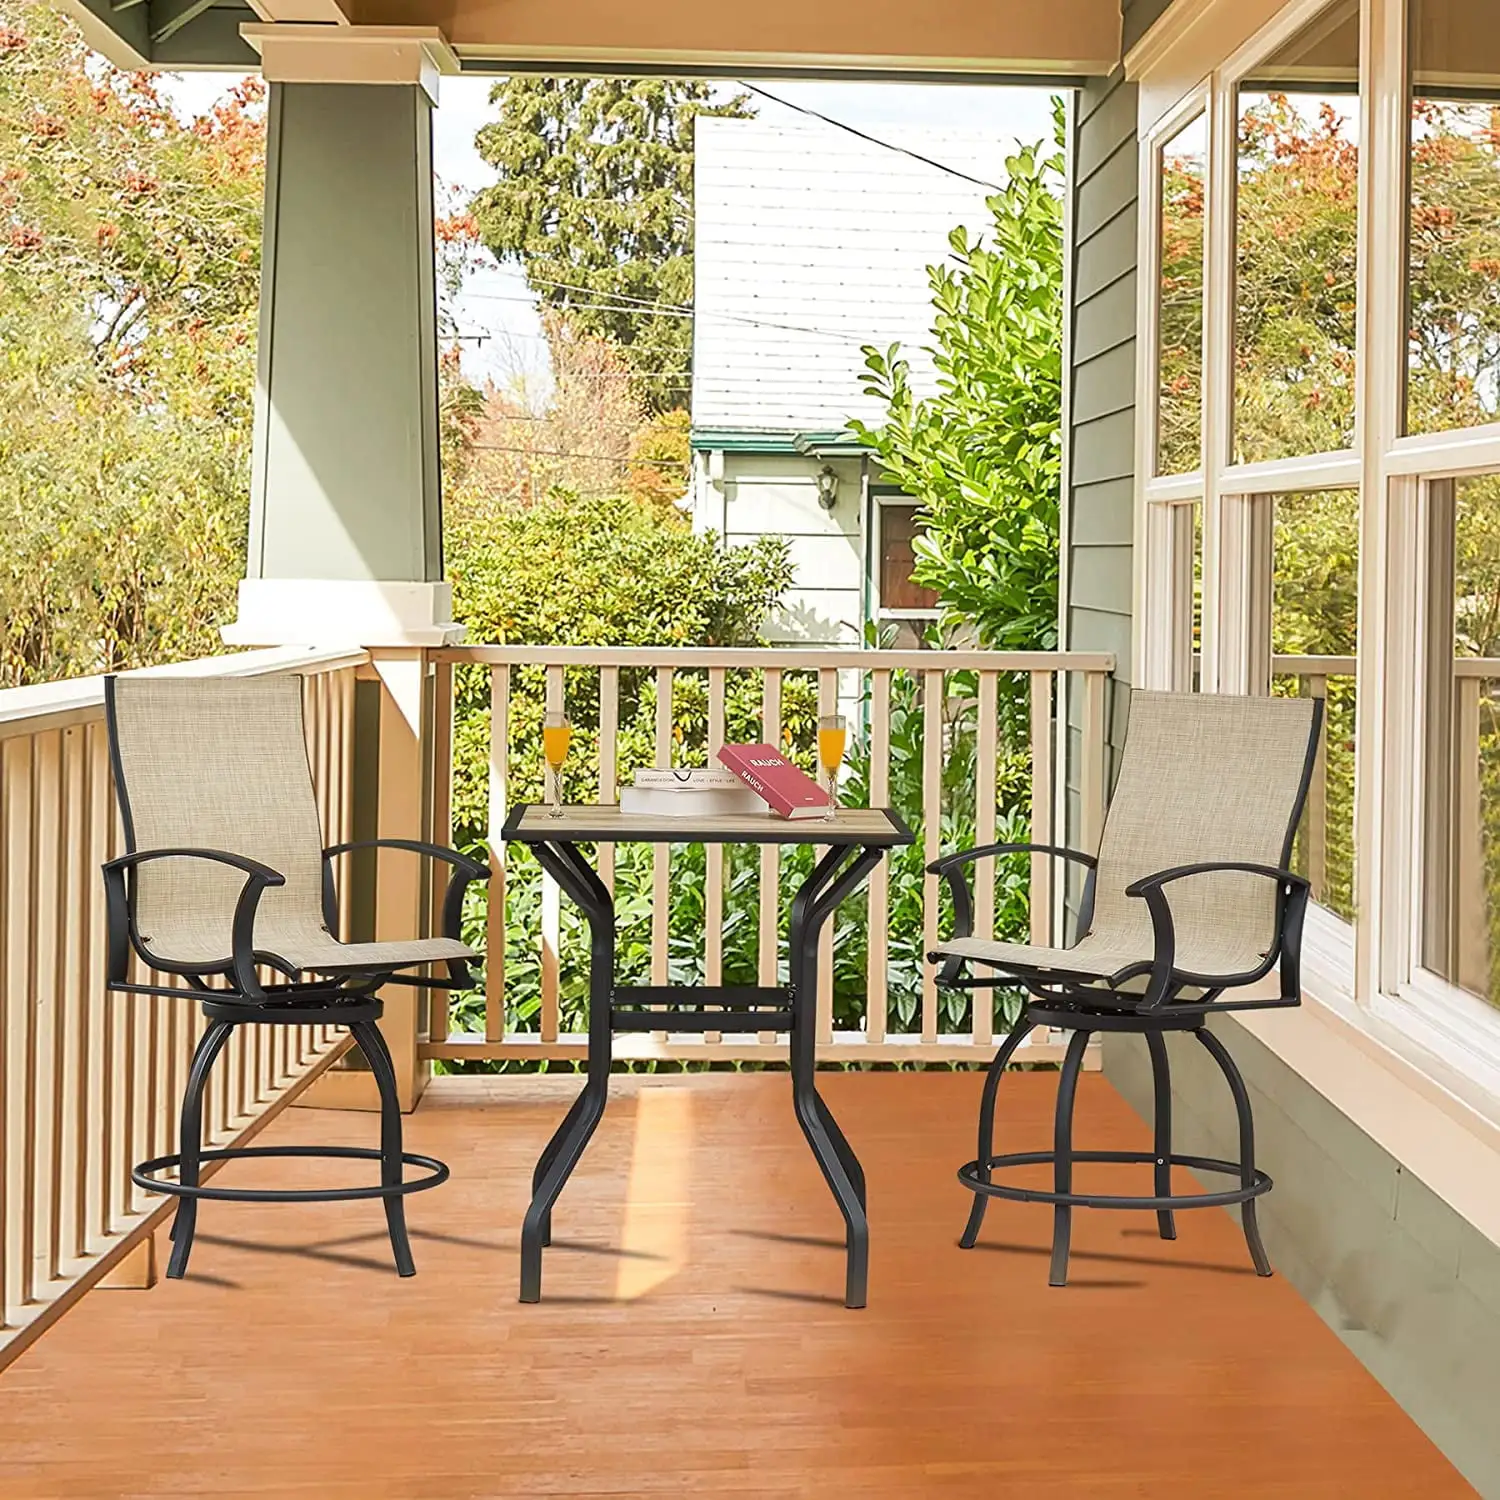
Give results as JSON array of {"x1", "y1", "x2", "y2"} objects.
[{"x1": 689, "y1": 116, "x2": 1009, "y2": 646}]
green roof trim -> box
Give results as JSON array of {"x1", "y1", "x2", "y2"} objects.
[{"x1": 691, "y1": 426, "x2": 873, "y2": 456}]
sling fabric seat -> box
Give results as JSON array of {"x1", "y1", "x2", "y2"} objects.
[
  {"x1": 103, "y1": 672, "x2": 488, "y2": 1282},
  {"x1": 929, "y1": 690, "x2": 1322, "y2": 1286}
]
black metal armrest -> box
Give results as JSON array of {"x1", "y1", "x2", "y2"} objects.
[
  {"x1": 927, "y1": 842, "x2": 1097, "y2": 878},
  {"x1": 928, "y1": 843, "x2": 1099, "y2": 986},
  {"x1": 101, "y1": 847, "x2": 285, "y2": 997},
  {"x1": 1125, "y1": 860, "x2": 1312, "y2": 1007},
  {"x1": 321, "y1": 838, "x2": 491, "y2": 949}
]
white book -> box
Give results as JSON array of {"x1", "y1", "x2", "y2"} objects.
[
  {"x1": 631, "y1": 767, "x2": 744, "y2": 790},
  {"x1": 619, "y1": 784, "x2": 768, "y2": 818}
]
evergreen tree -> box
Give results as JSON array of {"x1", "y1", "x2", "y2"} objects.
[{"x1": 470, "y1": 78, "x2": 750, "y2": 412}]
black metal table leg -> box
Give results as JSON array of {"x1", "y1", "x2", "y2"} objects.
[
  {"x1": 519, "y1": 839, "x2": 615, "y2": 1303},
  {"x1": 788, "y1": 844, "x2": 884, "y2": 1309}
]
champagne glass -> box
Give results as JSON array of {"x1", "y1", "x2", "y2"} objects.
[
  {"x1": 542, "y1": 712, "x2": 572, "y2": 818},
  {"x1": 818, "y1": 714, "x2": 847, "y2": 823}
]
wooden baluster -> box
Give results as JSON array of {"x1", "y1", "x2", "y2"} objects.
[
  {"x1": 1029, "y1": 670, "x2": 1055, "y2": 946},
  {"x1": 58, "y1": 726, "x2": 88, "y2": 1272},
  {"x1": 1303, "y1": 675, "x2": 1329, "y2": 904},
  {"x1": 1455, "y1": 674, "x2": 1488, "y2": 996},
  {"x1": 31, "y1": 731, "x2": 62, "y2": 1297},
  {"x1": 598, "y1": 665, "x2": 619, "y2": 894},
  {"x1": 817, "y1": 666, "x2": 839, "y2": 1047},
  {"x1": 84, "y1": 722, "x2": 111, "y2": 1251},
  {"x1": 428, "y1": 658, "x2": 454, "y2": 1048},
  {"x1": 866, "y1": 669, "x2": 892, "y2": 1046},
  {"x1": 652, "y1": 667, "x2": 673, "y2": 1038},
  {"x1": 921, "y1": 668, "x2": 943, "y2": 1046},
  {"x1": 971, "y1": 672, "x2": 999, "y2": 1049},
  {"x1": 486, "y1": 665, "x2": 510, "y2": 1045},
  {"x1": 758, "y1": 669, "x2": 782, "y2": 1044},
  {"x1": 540, "y1": 665, "x2": 564, "y2": 1045},
  {"x1": 705, "y1": 667, "x2": 727, "y2": 1045},
  {"x1": 3, "y1": 737, "x2": 34, "y2": 1319}
]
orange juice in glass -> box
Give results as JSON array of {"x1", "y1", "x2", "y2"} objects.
[
  {"x1": 543, "y1": 712, "x2": 572, "y2": 817},
  {"x1": 818, "y1": 714, "x2": 847, "y2": 822}
]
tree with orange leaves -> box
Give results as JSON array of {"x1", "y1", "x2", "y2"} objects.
[{"x1": 0, "y1": 0, "x2": 263, "y2": 685}]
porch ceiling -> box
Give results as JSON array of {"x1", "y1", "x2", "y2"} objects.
[
  {"x1": 58, "y1": 0, "x2": 1123, "y2": 80},
  {"x1": 0, "y1": 1071, "x2": 1469, "y2": 1497}
]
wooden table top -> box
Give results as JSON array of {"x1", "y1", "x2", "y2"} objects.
[{"x1": 503, "y1": 803, "x2": 913, "y2": 847}]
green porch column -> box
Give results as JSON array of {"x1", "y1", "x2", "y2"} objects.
[{"x1": 225, "y1": 30, "x2": 459, "y2": 646}]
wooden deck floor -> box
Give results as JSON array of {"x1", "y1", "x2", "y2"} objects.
[{"x1": 0, "y1": 1070, "x2": 1474, "y2": 1498}]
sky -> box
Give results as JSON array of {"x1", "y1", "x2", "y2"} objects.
[{"x1": 157, "y1": 72, "x2": 1058, "y2": 398}]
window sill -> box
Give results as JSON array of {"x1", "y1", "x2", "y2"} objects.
[{"x1": 1230, "y1": 947, "x2": 1500, "y2": 1253}]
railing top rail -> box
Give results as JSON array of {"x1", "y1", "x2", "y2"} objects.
[
  {"x1": 436, "y1": 645, "x2": 1117, "y2": 672},
  {"x1": 1270, "y1": 654, "x2": 1358, "y2": 674},
  {"x1": 1452, "y1": 657, "x2": 1500, "y2": 679},
  {"x1": 1271, "y1": 654, "x2": 1500, "y2": 679},
  {"x1": 0, "y1": 646, "x2": 369, "y2": 739}
]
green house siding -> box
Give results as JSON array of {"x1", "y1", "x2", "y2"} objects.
[
  {"x1": 1123, "y1": 0, "x2": 1177, "y2": 53},
  {"x1": 1064, "y1": 66, "x2": 1139, "y2": 866}
]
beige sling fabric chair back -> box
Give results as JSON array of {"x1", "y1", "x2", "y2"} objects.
[
  {"x1": 108, "y1": 673, "x2": 473, "y2": 976},
  {"x1": 935, "y1": 690, "x2": 1320, "y2": 987}
]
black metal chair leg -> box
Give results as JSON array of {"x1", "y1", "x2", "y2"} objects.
[
  {"x1": 351, "y1": 1020, "x2": 416, "y2": 1278},
  {"x1": 1196, "y1": 1025, "x2": 1273, "y2": 1277},
  {"x1": 960, "y1": 1011, "x2": 1035, "y2": 1249},
  {"x1": 165, "y1": 1020, "x2": 235, "y2": 1280},
  {"x1": 1145, "y1": 1028, "x2": 1177, "y2": 1241},
  {"x1": 1049, "y1": 1028, "x2": 1091, "y2": 1287}
]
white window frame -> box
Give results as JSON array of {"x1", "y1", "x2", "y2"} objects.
[
  {"x1": 1130, "y1": 0, "x2": 1500, "y2": 1107},
  {"x1": 1136, "y1": 87, "x2": 1210, "y2": 691}
]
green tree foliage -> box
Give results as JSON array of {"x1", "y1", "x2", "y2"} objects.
[
  {"x1": 0, "y1": 2, "x2": 260, "y2": 684},
  {"x1": 470, "y1": 79, "x2": 750, "y2": 413},
  {"x1": 849, "y1": 110, "x2": 1064, "y2": 664},
  {"x1": 1409, "y1": 100, "x2": 1500, "y2": 432},
  {"x1": 1156, "y1": 125, "x2": 1205, "y2": 476},
  {"x1": 1232, "y1": 95, "x2": 1360, "y2": 463}
]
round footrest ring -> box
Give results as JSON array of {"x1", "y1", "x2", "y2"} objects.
[
  {"x1": 958, "y1": 1149, "x2": 1269, "y2": 1211},
  {"x1": 132, "y1": 1145, "x2": 450, "y2": 1203}
]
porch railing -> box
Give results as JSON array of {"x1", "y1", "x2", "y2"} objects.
[
  {"x1": 0, "y1": 647, "x2": 363, "y2": 1365},
  {"x1": 424, "y1": 646, "x2": 1115, "y2": 1067}
]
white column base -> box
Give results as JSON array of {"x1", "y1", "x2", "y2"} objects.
[{"x1": 222, "y1": 579, "x2": 465, "y2": 648}]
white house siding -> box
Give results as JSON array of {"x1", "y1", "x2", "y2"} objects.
[
  {"x1": 693, "y1": 452, "x2": 865, "y2": 645},
  {"x1": 692, "y1": 117, "x2": 1008, "y2": 434}
]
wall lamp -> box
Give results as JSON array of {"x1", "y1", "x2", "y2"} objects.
[{"x1": 816, "y1": 465, "x2": 840, "y2": 510}]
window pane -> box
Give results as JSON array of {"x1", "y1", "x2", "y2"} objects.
[
  {"x1": 1271, "y1": 487, "x2": 1360, "y2": 922},
  {"x1": 1234, "y1": 2, "x2": 1360, "y2": 464},
  {"x1": 1157, "y1": 114, "x2": 1207, "y2": 476},
  {"x1": 1422, "y1": 475, "x2": 1500, "y2": 1003},
  {"x1": 1407, "y1": 0, "x2": 1500, "y2": 435}
]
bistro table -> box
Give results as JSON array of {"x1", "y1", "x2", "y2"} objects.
[{"x1": 502, "y1": 802, "x2": 914, "y2": 1309}]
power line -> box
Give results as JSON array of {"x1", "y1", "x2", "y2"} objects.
[
  {"x1": 470, "y1": 442, "x2": 686, "y2": 467},
  {"x1": 459, "y1": 284, "x2": 881, "y2": 345},
  {"x1": 740, "y1": 85, "x2": 1005, "y2": 192}
]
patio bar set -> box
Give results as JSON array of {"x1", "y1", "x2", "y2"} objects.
[{"x1": 105, "y1": 674, "x2": 1320, "y2": 1307}]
